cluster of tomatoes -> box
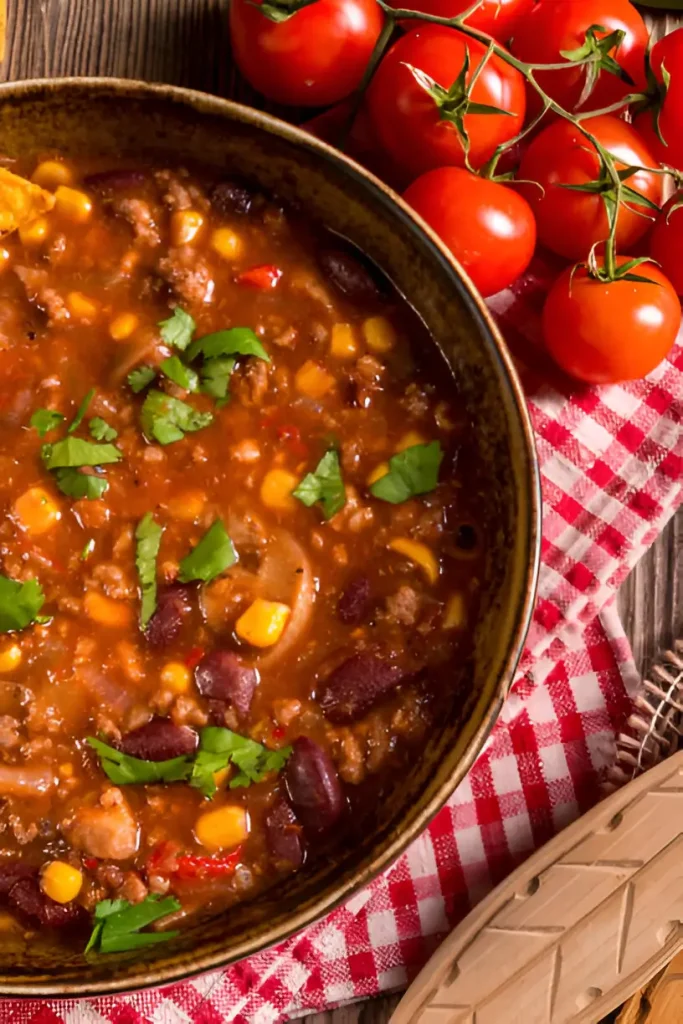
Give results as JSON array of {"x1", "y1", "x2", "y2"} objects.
[{"x1": 229, "y1": 0, "x2": 683, "y2": 386}]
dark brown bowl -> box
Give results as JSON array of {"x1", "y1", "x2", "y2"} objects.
[{"x1": 0, "y1": 77, "x2": 540, "y2": 997}]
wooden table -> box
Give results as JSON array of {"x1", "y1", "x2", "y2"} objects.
[{"x1": 3, "y1": 2, "x2": 680, "y2": 1020}]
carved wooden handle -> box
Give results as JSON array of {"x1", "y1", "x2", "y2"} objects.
[{"x1": 391, "y1": 750, "x2": 683, "y2": 1024}]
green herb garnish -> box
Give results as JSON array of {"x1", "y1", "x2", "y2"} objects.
[
  {"x1": 159, "y1": 355, "x2": 199, "y2": 393},
  {"x1": 89, "y1": 417, "x2": 118, "y2": 442},
  {"x1": 41, "y1": 437, "x2": 122, "y2": 470},
  {"x1": 80, "y1": 538, "x2": 95, "y2": 561},
  {"x1": 178, "y1": 520, "x2": 236, "y2": 584},
  {"x1": 53, "y1": 468, "x2": 109, "y2": 500},
  {"x1": 200, "y1": 357, "x2": 235, "y2": 404},
  {"x1": 293, "y1": 449, "x2": 346, "y2": 520},
  {"x1": 140, "y1": 389, "x2": 213, "y2": 445},
  {"x1": 86, "y1": 736, "x2": 192, "y2": 786},
  {"x1": 370, "y1": 442, "x2": 443, "y2": 504},
  {"x1": 158, "y1": 307, "x2": 196, "y2": 352},
  {"x1": 86, "y1": 894, "x2": 181, "y2": 955},
  {"x1": 190, "y1": 727, "x2": 292, "y2": 799},
  {"x1": 135, "y1": 513, "x2": 163, "y2": 629},
  {"x1": 30, "y1": 409, "x2": 65, "y2": 437},
  {"x1": 67, "y1": 388, "x2": 96, "y2": 435},
  {"x1": 127, "y1": 366, "x2": 157, "y2": 393},
  {"x1": 185, "y1": 327, "x2": 270, "y2": 364},
  {"x1": 0, "y1": 576, "x2": 46, "y2": 633}
]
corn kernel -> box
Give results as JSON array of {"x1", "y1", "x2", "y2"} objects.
[
  {"x1": 54, "y1": 185, "x2": 92, "y2": 223},
  {"x1": 84, "y1": 591, "x2": 133, "y2": 628},
  {"x1": 210, "y1": 227, "x2": 243, "y2": 262},
  {"x1": 166, "y1": 490, "x2": 206, "y2": 522},
  {"x1": 161, "y1": 661, "x2": 192, "y2": 694},
  {"x1": 236, "y1": 598, "x2": 291, "y2": 648},
  {"x1": 295, "y1": 360, "x2": 335, "y2": 399},
  {"x1": 18, "y1": 217, "x2": 49, "y2": 246},
  {"x1": 171, "y1": 209, "x2": 204, "y2": 246},
  {"x1": 367, "y1": 462, "x2": 389, "y2": 486},
  {"x1": 330, "y1": 323, "x2": 358, "y2": 360},
  {"x1": 13, "y1": 486, "x2": 61, "y2": 535},
  {"x1": 363, "y1": 315, "x2": 396, "y2": 354},
  {"x1": 58, "y1": 762, "x2": 74, "y2": 779},
  {"x1": 195, "y1": 804, "x2": 249, "y2": 852},
  {"x1": 109, "y1": 312, "x2": 139, "y2": 342},
  {"x1": 443, "y1": 593, "x2": 466, "y2": 629},
  {"x1": 40, "y1": 861, "x2": 83, "y2": 904},
  {"x1": 67, "y1": 291, "x2": 100, "y2": 321},
  {"x1": 260, "y1": 469, "x2": 298, "y2": 511},
  {"x1": 0, "y1": 645, "x2": 21, "y2": 673},
  {"x1": 396, "y1": 431, "x2": 427, "y2": 453},
  {"x1": 31, "y1": 160, "x2": 73, "y2": 189},
  {"x1": 388, "y1": 537, "x2": 439, "y2": 585}
]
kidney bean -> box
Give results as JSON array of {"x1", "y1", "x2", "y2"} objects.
[
  {"x1": 195, "y1": 650, "x2": 258, "y2": 720},
  {"x1": 118, "y1": 718, "x2": 197, "y2": 761},
  {"x1": 317, "y1": 653, "x2": 403, "y2": 724},
  {"x1": 318, "y1": 248, "x2": 382, "y2": 303},
  {"x1": 337, "y1": 575, "x2": 371, "y2": 625},
  {"x1": 145, "y1": 584, "x2": 192, "y2": 649},
  {"x1": 284, "y1": 737, "x2": 343, "y2": 834},
  {"x1": 210, "y1": 181, "x2": 254, "y2": 217},
  {"x1": 8, "y1": 876, "x2": 86, "y2": 929},
  {"x1": 0, "y1": 860, "x2": 37, "y2": 897},
  {"x1": 265, "y1": 798, "x2": 305, "y2": 869},
  {"x1": 84, "y1": 169, "x2": 148, "y2": 194}
]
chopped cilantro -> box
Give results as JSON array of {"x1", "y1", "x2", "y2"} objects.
[
  {"x1": 86, "y1": 736, "x2": 192, "y2": 785},
  {"x1": 0, "y1": 576, "x2": 45, "y2": 633},
  {"x1": 190, "y1": 727, "x2": 292, "y2": 799},
  {"x1": 30, "y1": 409, "x2": 65, "y2": 437},
  {"x1": 200, "y1": 357, "x2": 235, "y2": 404},
  {"x1": 54, "y1": 468, "x2": 109, "y2": 500},
  {"x1": 370, "y1": 442, "x2": 443, "y2": 504},
  {"x1": 67, "y1": 388, "x2": 96, "y2": 435},
  {"x1": 135, "y1": 512, "x2": 163, "y2": 629},
  {"x1": 41, "y1": 437, "x2": 122, "y2": 470},
  {"x1": 86, "y1": 894, "x2": 181, "y2": 955},
  {"x1": 89, "y1": 417, "x2": 118, "y2": 442},
  {"x1": 159, "y1": 355, "x2": 199, "y2": 393},
  {"x1": 140, "y1": 390, "x2": 213, "y2": 445},
  {"x1": 158, "y1": 307, "x2": 196, "y2": 352},
  {"x1": 185, "y1": 327, "x2": 270, "y2": 364},
  {"x1": 178, "y1": 519, "x2": 236, "y2": 584},
  {"x1": 293, "y1": 449, "x2": 346, "y2": 520},
  {"x1": 127, "y1": 365, "x2": 157, "y2": 393}
]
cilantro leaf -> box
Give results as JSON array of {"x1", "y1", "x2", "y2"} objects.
[
  {"x1": 185, "y1": 327, "x2": 270, "y2": 364},
  {"x1": 160, "y1": 355, "x2": 199, "y2": 393},
  {"x1": 178, "y1": 519, "x2": 236, "y2": 584},
  {"x1": 87, "y1": 736, "x2": 192, "y2": 785},
  {"x1": 86, "y1": 894, "x2": 181, "y2": 955},
  {"x1": 128, "y1": 366, "x2": 157, "y2": 393},
  {"x1": 158, "y1": 307, "x2": 195, "y2": 351},
  {"x1": 89, "y1": 417, "x2": 118, "y2": 442},
  {"x1": 293, "y1": 449, "x2": 346, "y2": 520},
  {"x1": 54, "y1": 468, "x2": 109, "y2": 500},
  {"x1": 67, "y1": 388, "x2": 96, "y2": 434},
  {"x1": 200, "y1": 357, "x2": 235, "y2": 404},
  {"x1": 30, "y1": 409, "x2": 65, "y2": 437},
  {"x1": 140, "y1": 390, "x2": 213, "y2": 446},
  {"x1": 190, "y1": 727, "x2": 292, "y2": 798},
  {"x1": 0, "y1": 576, "x2": 45, "y2": 632},
  {"x1": 42, "y1": 437, "x2": 122, "y2": 470},
  {"x1": 135, "y1": 512, "x2": 163, "y2": 629},
  {"x1": 370, "y1": 442, "x2": 443, "y2": 504}
]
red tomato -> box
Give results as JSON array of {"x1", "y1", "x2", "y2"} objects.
[
  {"x1": 518, "y1": 115, "x2": 662, "y2": 262},
  {"x1": 403, "y1": 167, "x2": 536, "y2": 297},
  {"x1": 229, "y1": 0, "x2": 383, "y2": 107},
  {"x1": 650, "y1": 194, "x2": 683, "y2": 297},
  {"x1": 511, "y1": 0, "x2": 648, "y2": 116},
  {"x1": 635, "y1": 28, "x2": 683, "y2": 172},
  {"x1": 543, "y1": 260, "x2": 681, "y2": 384},
  {"x1": 366, "y1": 26, "x2": 525, "y2": 178},
  {"x1": 236, "y1": 265, "x2": 283, "y2": 289},
  {"x1": 386, "y1": 0, "x2": 534, "y2": 43}
]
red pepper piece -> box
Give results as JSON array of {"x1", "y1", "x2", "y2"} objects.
[
  {"x1": 276, "y1": 424, "x2": 308, "y2": 459},
  {"x1": 184, "y1": 646, "x2": 205, "y2": 670},
  {"x1": 174, "y1": 848, "x2": 243, "y2": 879},
  {"x1": 236, "y1": 264, "x2": 282, "y2": 290},
  {"x1": 82, "y1": 857, "x2": 98, "y2": 871},
  {"x1": 271, "y1": 726, "x2": 286, "y2": 741}
]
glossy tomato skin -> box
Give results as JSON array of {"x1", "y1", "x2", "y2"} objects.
[
  {"x1": 634, "y1": 28, "x2": 683, "y2": 172},
  {"x1": 511, "y1": 0, "x2": 648, "y2": 116},
  {"x1": 229, "y1": 0, "x2": 383, "y2": 107},
  {"x1": 367, "y1": 27, "x2": 525, "y2": 178},
  {"x1": 386, "y1": 0, "x2": 534, "y2": 43},
  {"x1": 650, "y1": 194, "x2": 683, "y2": 297},
  {"x1": 518, "y1": 115, "x2": 663, "y2": 262},
  {"x1": 543, "y1": 260, "x2": 681, "y2": 384},
  {"x1": 403, "y1": 167, "x2": 536, "y2": 297}
]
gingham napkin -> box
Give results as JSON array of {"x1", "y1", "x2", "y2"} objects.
[{"x1": 6, "y1": 253, "x2": 682, "y2": 1024}]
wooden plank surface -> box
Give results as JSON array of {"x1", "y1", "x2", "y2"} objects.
[{"x1": 2, "y1": 2, "x2": 680, "y2": 1021}]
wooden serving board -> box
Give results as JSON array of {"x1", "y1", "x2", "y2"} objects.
[{"x1": 391, "y1": 751, "x2": 683, "y2": 1024}]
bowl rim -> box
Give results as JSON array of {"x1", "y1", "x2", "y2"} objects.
[{"x1": 0, "y1": 75, "x2": 541, "y2": 997}]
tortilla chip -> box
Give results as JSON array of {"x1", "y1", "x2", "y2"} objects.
[{"x1": 0, "y1": 167, "x2": 55, "y2": 236}]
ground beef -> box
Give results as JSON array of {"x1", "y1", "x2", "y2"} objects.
[
  {"x1": 0, "y1": 717, "x2": 20, "y2": 751},
  {"x1": 63, "y1": 787, "x2": 139, "y2": 860},
  {"x1": 157, "y1": 247, "x2": 214, "y2": 306},
  {"x1": 111, "y1": 197, "x2": 161, "y2": 247},
  {"x1": 90, "y1": 562, "x2": 136, "y2": 600},
  {"x1": 233, "y1": 360, "x2": 270, "y2": 406},
  {"x1": 14, "y1": 267, "x2": 69, "y2": 325},
  {"x1": 154, "y1": 169, "x2": 208, "y2": 212},
  {"x1": 385, "y1": 585, "x2": 421, "y2": 626}
]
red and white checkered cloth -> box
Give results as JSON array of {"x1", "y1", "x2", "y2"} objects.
[{"x1": 5, "y1": 254, "x2": 682, "y2": 1024}]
